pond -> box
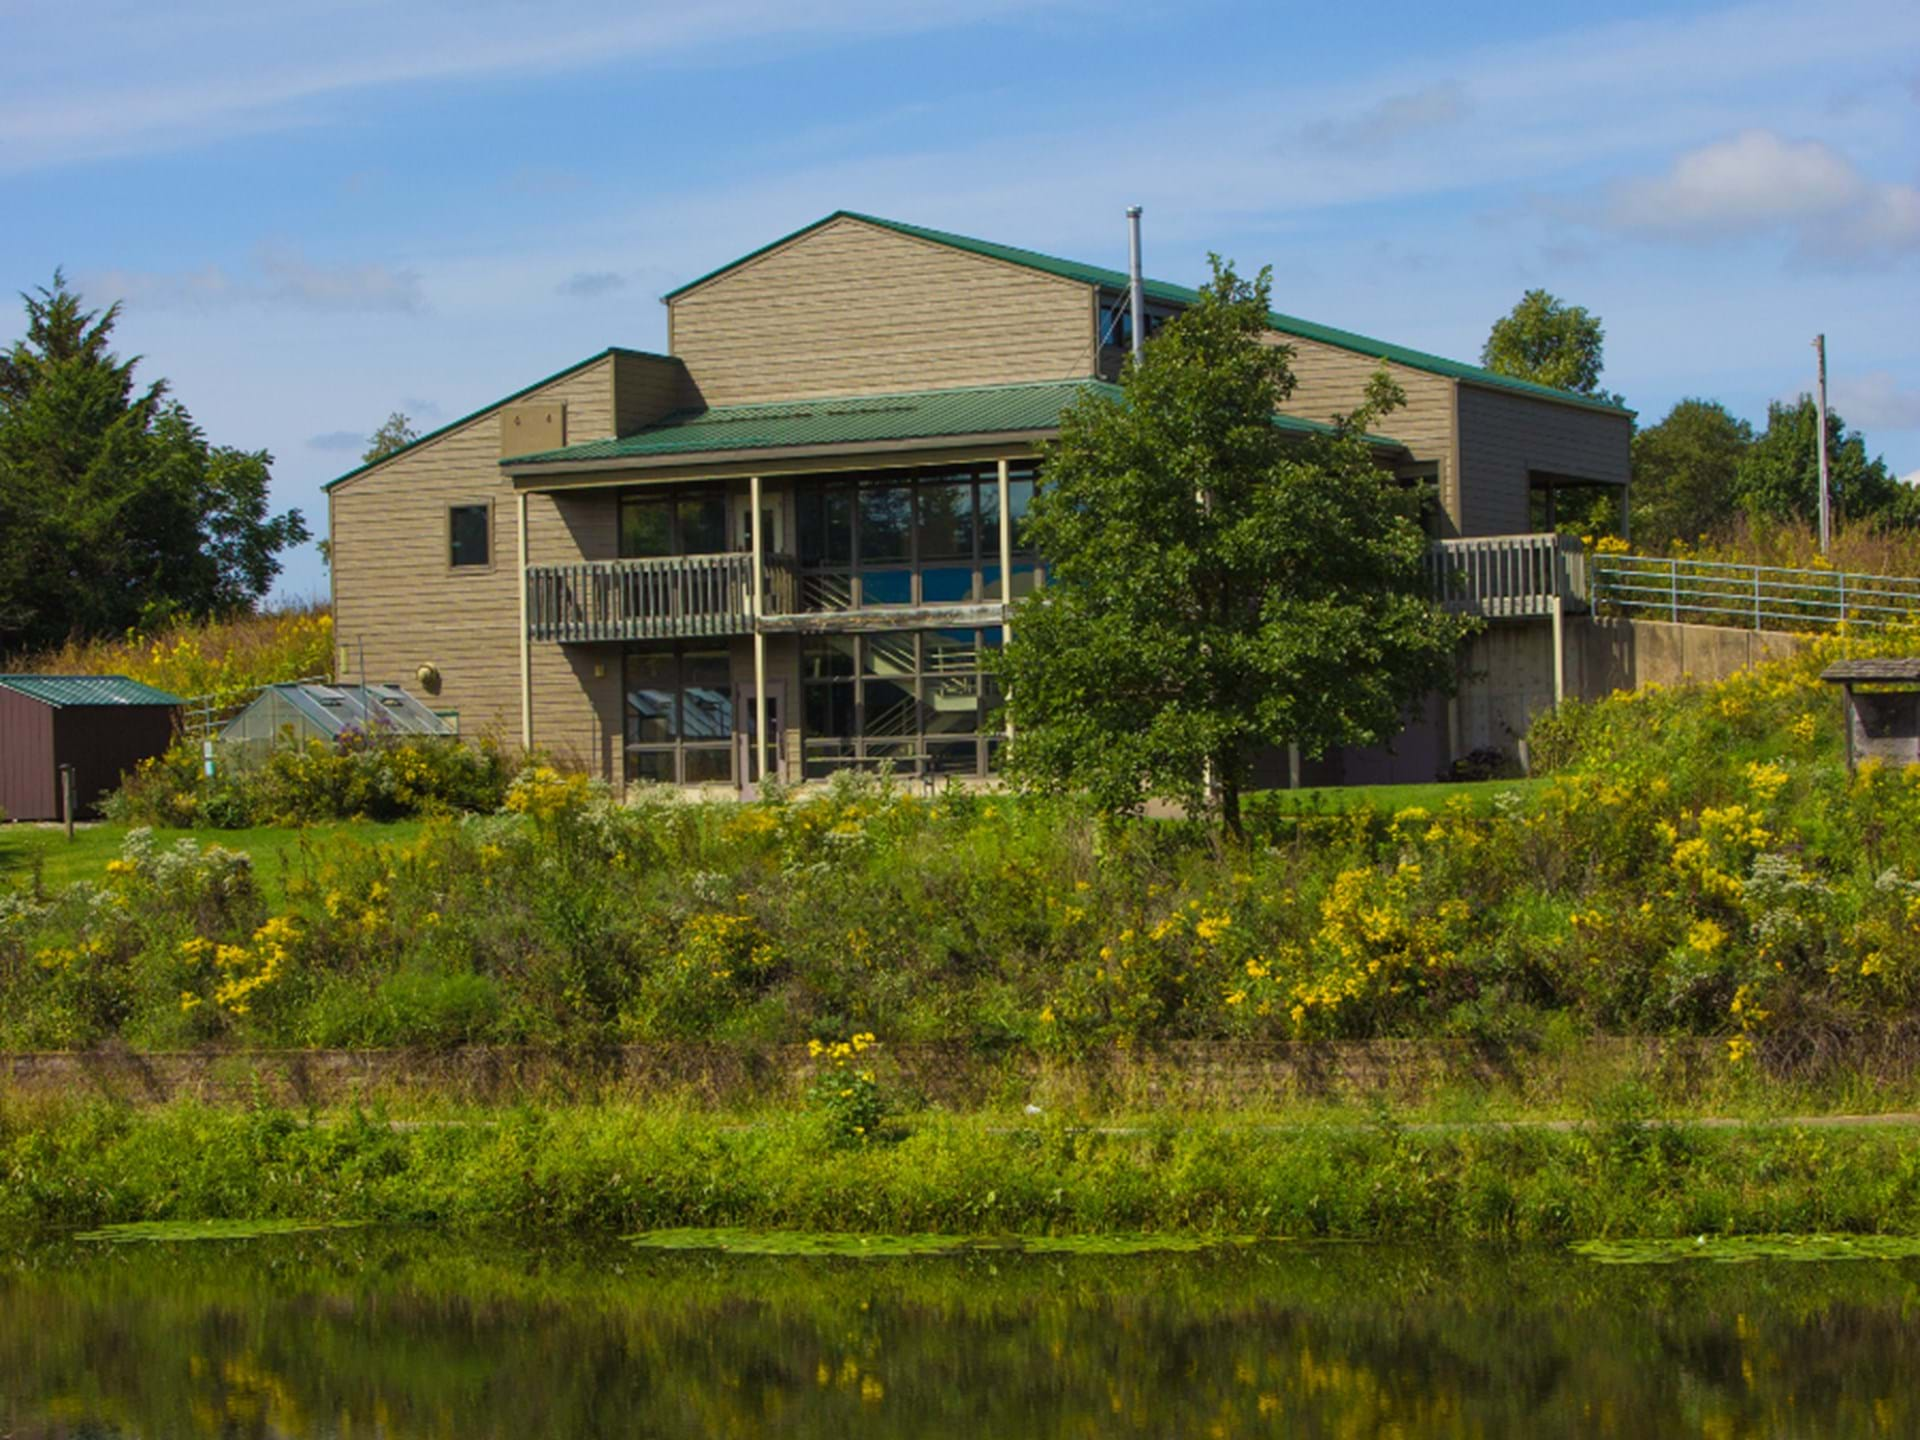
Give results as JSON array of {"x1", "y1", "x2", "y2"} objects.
[{"x1": 3, "y1": 1230, "x2": 1917, "y2": 1437}]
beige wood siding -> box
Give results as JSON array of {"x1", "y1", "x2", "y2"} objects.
[
  {"x1": 1265, "y1": 333, "x2": 1461, "y2": 527},
  {"x1": 329, "y1": 356, "x2": 617, "y2": 752},
  {"x1": 669, "y1": 216, "x2": 1096, "y2": 405},
  {"x1": 1455, "y1": 383, "x2": 1631, "y2": 536},
  {"x1": 614, "y1": 351, "x2": 699, "y2": 434}
]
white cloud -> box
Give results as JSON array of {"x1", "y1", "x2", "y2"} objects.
[
  {"x1": 1301, "y1": 83, "x2": 1472, "y2": 152},
  {"x1": 88, "y1": 245, "x2": 423, "y2": 314},
  {"x1": 1832, "y1": 371, "x2": 1920, "y2": 430},
  {"x1": 1602, "y1": 130, "x2": 1920, "y2": 265}
]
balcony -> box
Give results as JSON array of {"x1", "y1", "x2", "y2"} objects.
[
  {"x1": 1425, "y1": 534, "x2": 1588, "y2": 620},
  {"x1": 526, "y1": 554, "x2": 797, "y2": 643}
]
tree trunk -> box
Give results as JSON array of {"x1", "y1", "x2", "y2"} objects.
[{"x1": 1218, "y1": 761, "x2": 1244, "y2": 846}]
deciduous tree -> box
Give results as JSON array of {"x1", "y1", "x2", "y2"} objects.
[
  {"x1": 1482, "y1": 289, "x2": 1622, "y2": 404},
  {"x1": 1630, "y1": 399, "x2": 1753, "y2": 549},
  {"x1": 997, "y1": 260, "x2": 1474, "y2": 838},
  {"x1": 1734, "y1": 396, "x2": 1901, "y2": 529}
]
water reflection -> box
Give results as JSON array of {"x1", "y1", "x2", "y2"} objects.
[{"x1": 2, "y1": 1235, "x2": 1916, "y2": 1438}]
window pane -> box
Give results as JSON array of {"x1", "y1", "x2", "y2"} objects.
[
  {"x1": 627, "y1": 748, "x2": 675, "y2": 785},
  {"x1": 917, "y1": 480, "x2": 975, "y2": 560},
  {"x1": 683, "y1": 747, "x2": 734, "y2": 784},
  {"x1": 620, "y1": 497, "x2": 673, "y2": 558},
  {"x1": 1007, "y1": 477, "x2": 1035, "y2": 549},
  {"x1": 449, "y1": 505, "x2": 489, "y2": 567},
  {"x1": 861, "y1": 570, "x2": 911, "y2": 607},
  {"x1": 678, "y1": 495, "x2": 727, "y2": 555},
  {"x1": 803, "y1": 682, "x2": 855, "y2": 740},
  {"x1": 682, "y1": 648, "x2": 733, "y2": 740},
  {"x1": 859, "y1": 484, "x2": 911, "y2": 563},
  {"x1": 920, "y1": 566, "x2": 974, "y2": 604},
  {"x1": 625, "y1": 650, "x2": 677, "y2": 742},
  {"x1": 923, "y1": 678, "x2": 979, "y2": 734},
  {"x1": 863, "y1": 633, "x2": 918, "y2": 678},
  {"x1": 862, "y1": 678, "x2": 917, "y2": 738},
  {"x1": 927, "y1": 740, "x2": 979, "y2": 775},
  {"x1": 802, "y1": 635, "x2": 857, "y2": 680},
  {"x1": 924, "y1": 628, "x2": 978, "y2": 672}
]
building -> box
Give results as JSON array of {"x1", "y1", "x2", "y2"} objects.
[
  {"x1": 0, "y1": 675, "x2": 181, "y2": 821},
  {"x1": 327, "y1": 211, "x2": 1630, "y2": 794}
]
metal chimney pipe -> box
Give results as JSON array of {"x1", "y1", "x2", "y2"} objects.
[{"x1": 1126, "y1": 206, "x2": 1145, "y2": 363}]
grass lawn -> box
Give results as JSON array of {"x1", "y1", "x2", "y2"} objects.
[
  {"x1": 0, "y1": 819, "x2": 428, "y2": 903},
  {"x1": 1251, "y1": 777, "x2": 1544, "y2": 817}
]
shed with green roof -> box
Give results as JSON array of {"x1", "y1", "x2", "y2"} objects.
[{"x1": 0, "y1": 675, "x2": 181, "y2": 822}]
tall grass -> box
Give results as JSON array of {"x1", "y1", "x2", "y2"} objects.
[
  {"x1": 9, "y1": 602, "x2": 333, "y2": 703},
  {"x1": 1662, "y1": 515, "x2": 1920, "y2": 577}
]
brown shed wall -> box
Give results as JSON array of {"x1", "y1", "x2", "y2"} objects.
[
  {"x1": 51, "y1": 705, "x2": 179, "y2": 818},
  {"x1": 0, "y1": 689, "x2": 56, "y2": 821}
]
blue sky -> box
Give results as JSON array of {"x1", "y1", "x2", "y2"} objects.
[{"x1": 4, "y1": 0, "x2": 1917, "y2": 600}]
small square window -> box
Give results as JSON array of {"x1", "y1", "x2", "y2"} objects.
[{"x1": 450, "y1": 505, "x2": 490, "y2": 568}]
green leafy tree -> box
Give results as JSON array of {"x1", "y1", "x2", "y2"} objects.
[
  {"x1": 1482, "y1": 289, "x2": 1622, "y2": 403},
  {"x1": 0, "y1": 272, "x2": 307, "y2": 654},
  {"x1": 1734, "y1": 397, "x2": 1900, "y2": 527},
  {"x1": 1630, "y1": 399, "x2": 1753, "y2": 549},
  {"x1": 996, "y1": 259, "x2": 1474, "y2": 838},
  {"x1": 363, "y1": 411, "x2": 419, "y2": 464}
]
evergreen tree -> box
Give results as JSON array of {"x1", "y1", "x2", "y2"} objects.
[{"x1": 0, "y1": 273, "x2": 307, "y2": 654}]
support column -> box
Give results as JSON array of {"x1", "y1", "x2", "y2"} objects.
[
  {"x1": 997, "y1": 458, "x2": 1014, "y2": 742},
  {"x1": 516, "y1": 491, "x2": 532, "y2": 751},
  {"x1": 751, "y1": 473, "x2": 769, "y2": 786}
]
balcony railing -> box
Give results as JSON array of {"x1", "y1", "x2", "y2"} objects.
[
  {"x1": 1426, "y1": 534, "x2": 1587, "y2": 620},
  {"x1": 527, "y1": 554, "x2": 797, "y2": 643}
]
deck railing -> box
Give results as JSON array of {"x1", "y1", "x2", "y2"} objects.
[
  {"x1": 1425, "y1": 533, "x2": 1587, "y2": 619},
  {"x1": 527, "y1": 554, "x2": 797, "y2": 643},
  {"x1": 1591, "y1": 554, "x2": 1920, "y2": 633}
]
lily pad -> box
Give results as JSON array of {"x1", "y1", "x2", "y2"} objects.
[
  {"x1": 74, "y1": 1218, "x2": 361, "y2": 1244},
  {"x1": 1573, "y1": 1234, "x2": 1920, "y2": 1265},
  {"x1": 621, "y1": 1228, "x2": 1243, "y2": 1258}
]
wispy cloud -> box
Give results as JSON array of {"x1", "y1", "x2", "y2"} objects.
[
  {"x1": 0, "y1": 0, "x2": 1084, "y2": 174},
  {"x1": 1833, "y1": 371, "x2": 1920, "y2": 430},
  {"x1": 559, "y1": 271, "x2": 627, "y2": 300},
  {"x1": 307, "y1": 429, "x2": 365, "y2": 452},
  {"x1": 1300, "y1": 83, "x2": 1471, "y2": 153},
  {"x1": 88, "y1": 244, "x2": 424, "y2": 313},
  {"x1": 1598, "y1": 130, "x2": 1920, "y2": 267}
]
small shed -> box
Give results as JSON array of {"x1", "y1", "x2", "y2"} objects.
[
  {"x1": 1821, "y1": 658, "x2": 1920, "y2": 771},
  {"x1": 0, "y1": 675, "x2": 183, "y2": 821},
  {"x1": 219, "y1": 682, "x2": 455, "y2": 764}
]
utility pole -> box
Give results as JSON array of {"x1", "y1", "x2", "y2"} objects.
[{"x1": 1814, "y1": 334, "x2": 1832, "y2": 556}]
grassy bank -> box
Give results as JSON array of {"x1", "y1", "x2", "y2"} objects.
[
  {"x1": 4, "y1": 1095, "x2": 1919, "y2": 1241},
  {"x1": 0, "y1": 820, "x2": 426, "y2": 901},
  {"x1": 1, "y1": 628, "x2": 1916, "y2": 1062}
]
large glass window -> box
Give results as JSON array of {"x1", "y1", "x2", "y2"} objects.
[
  {"x1": 791, "y1": 464, "x2": 1042, "y2": 613},
  {"x1": 619, "y1": 488, "x2": 729, "y2": 558},
  {"x1": 800, "y1": 629, "x2": 1003, "y2": 780},
  {"x1": 624, "y1": 644, "x2": 734, "y2": 785}
]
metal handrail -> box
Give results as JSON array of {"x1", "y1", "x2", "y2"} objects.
[{"x1": 1592, "y1": 553, "x2": 1920, "y2": 633}]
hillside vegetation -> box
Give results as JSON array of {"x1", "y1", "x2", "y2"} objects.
[
  {"x1": 10, "y1": 603, "x2": 332, "y2": 703},
  {"x1": 2, "y1": 627, "x2": 1917, "y2": 1062}
]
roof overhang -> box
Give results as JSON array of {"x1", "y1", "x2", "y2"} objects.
[{"x1": 504, "y1": 431, "x2": 1057, "y2": 489}]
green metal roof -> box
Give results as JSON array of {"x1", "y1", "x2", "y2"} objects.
[
  {"x1": 0, "y1": 674, "x2": 183, "y2": 707},
  {"x1": 501, "y1": 379, "x2": 1397, "y2": 468},
  {"x1": 665, "y1": 211, "x2": 1633, "y2": 418},
  {"x1": 322, "y1": 347, "x2": 677, "y2": 491}
]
